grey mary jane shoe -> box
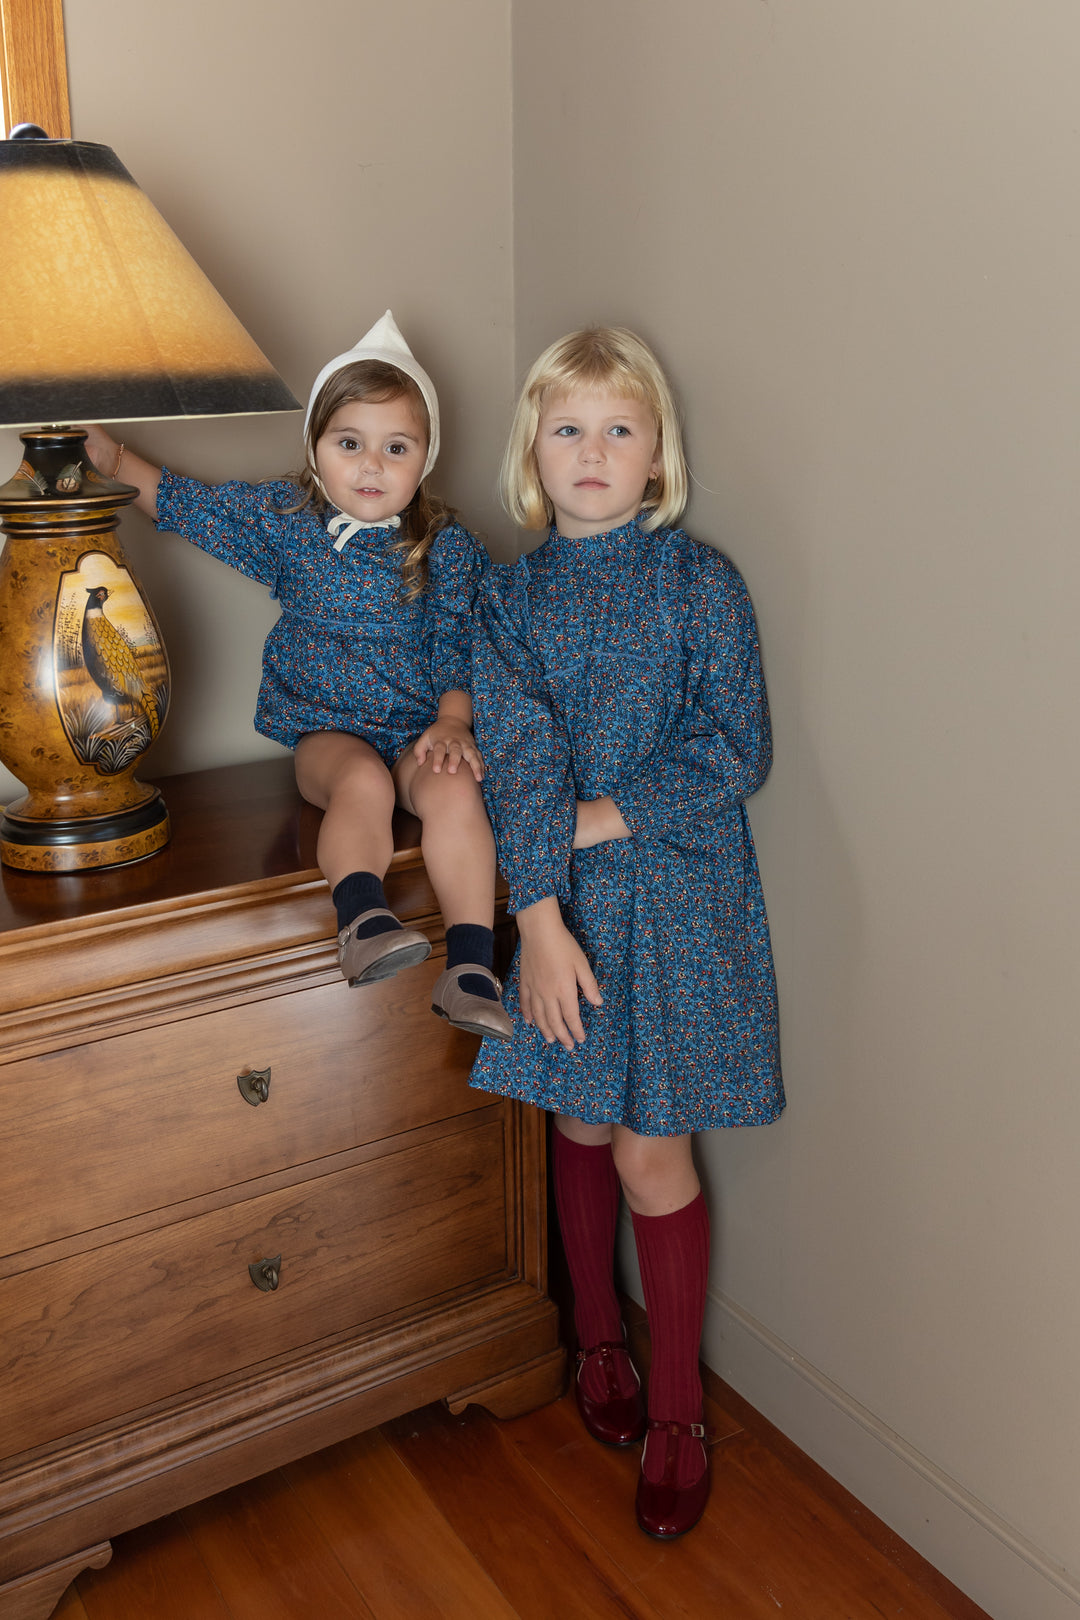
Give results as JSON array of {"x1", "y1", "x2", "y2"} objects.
[
  {"x1": 338, "y1": 908, "x2": 431, "y2": 986},
  {"x1": 430, "y1": 963, "x2": 513, "y2": 1041}
]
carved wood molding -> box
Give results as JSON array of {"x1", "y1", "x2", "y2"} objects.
[
  {"x1": 0, "y1": 1284, "x2": 552, "y2": 1540},
  {"x1": 0, "y1": 0, "x2": 70, "y2": 139}
]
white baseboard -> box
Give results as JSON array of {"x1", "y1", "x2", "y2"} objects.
[{"x1": 616, "y1": 1231, "x2": 1078, "y2": 1620}]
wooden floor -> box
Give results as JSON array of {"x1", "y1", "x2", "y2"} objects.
[{"x1": 55, "y1": 1311, "x2": 992, "y2": 1620}]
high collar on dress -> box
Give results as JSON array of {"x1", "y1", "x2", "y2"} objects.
[{"x1": 549, "y1": 515, "x2": 645, "y2": 548}]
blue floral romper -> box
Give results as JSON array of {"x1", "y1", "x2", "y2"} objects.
[{"x1": 156, "y1": 471, "x2": 486, "y2": 763}]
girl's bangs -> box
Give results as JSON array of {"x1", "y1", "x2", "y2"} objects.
[{"x1": 536, "y1": 358, "x2": 652, "y2": 411}]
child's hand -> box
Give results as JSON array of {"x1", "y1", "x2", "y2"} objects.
[
  {"x1": 412, "y1": 716, "x2": 485, "y2": 780},
  {"x1": 573, "y1": 796, "x2": 631, "y2": 850},
  {"x1": 80, "y1": 424, "x2": 121, "y2": 476},
  {"x1": 76, "y1": 426, "x2": 162, "y2": 519},
  {"x1": 516, "y1": 896, "x2": 603, "y2": 1051}
]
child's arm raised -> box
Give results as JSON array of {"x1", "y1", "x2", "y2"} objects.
[
  {"x1": 83, "y1": 432, "x2": 284, "y2": 590},
  {"x1": 81, "y1": 425, "x2": 161, "y2": 520}
]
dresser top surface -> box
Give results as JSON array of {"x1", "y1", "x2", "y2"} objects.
[{"x1": 0, "y1": 758, "x2": 422, "y2": 938}]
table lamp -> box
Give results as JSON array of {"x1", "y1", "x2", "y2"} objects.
[{"x1": 0, "y1": 124, "x2": 300, "y2": 871}]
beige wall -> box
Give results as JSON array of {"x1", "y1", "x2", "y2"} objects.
[
  {"x1": 2, "y1": 4, "x2": 1078, "y2": 1614},
  {"x1": 0, "y1": 0, "x2": 515, "y2": 796},
  {"x1": 511, "y1": 4, "x2": 1080, "y2": 1615}
]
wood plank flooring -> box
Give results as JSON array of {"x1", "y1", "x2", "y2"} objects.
[{"x1": 60, "y1": 1311, "x2": 992, "y2": 1620}]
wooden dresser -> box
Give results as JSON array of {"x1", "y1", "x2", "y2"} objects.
[{"x1": 0, "y1": 759, "x2": 564, "y2": 1620}]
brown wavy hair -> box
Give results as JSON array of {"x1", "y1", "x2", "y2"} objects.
[{"x1": 278, "y1": 360, "x2": 455, "y2": 601}]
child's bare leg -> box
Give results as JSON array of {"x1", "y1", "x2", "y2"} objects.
[
  {"x1": 295, "y1": 731, "x2": 429, "y2": 985},
  {"x1": 610, "y1": 1128, "x2": 698, "y2": 1216},
  {"x1": 295, "y1": 730, "x2": 395, "y2": 887},
  {"x1": 612, "y1": 1125, "x2": 710, "y2": 1524},
  {"x1": 393, "y1": 751, "x2": 495, "y2": 925},
  {"x1": 394, "y1": 750, "x2": 510, "y2": 1039}
]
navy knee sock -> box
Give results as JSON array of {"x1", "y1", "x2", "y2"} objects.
[
  {"x1": 445, "y1": 923, "x2": 497, "y2": 1001},
  {"x1": 332, "y1": 871, "x2": 400, "y2": 937}
]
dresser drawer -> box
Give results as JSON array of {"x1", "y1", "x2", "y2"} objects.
[
  {"x1": 0, "y1": 954, "x2": 490, "y2": 1257},
  {"x1": 0, "y1": 1118, "x2": 508, "y2": 1460}
]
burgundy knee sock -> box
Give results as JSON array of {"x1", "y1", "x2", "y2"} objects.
[
  {"x1": 552, "y1": 1130, "x2": 645, "y2": 1404},
  {"x1": 552, "y1": 1130, "x2": 623, "y2": 1350},
  {"x1": 631, "y1": 1191, "x2": 710, "y2": 1484}
]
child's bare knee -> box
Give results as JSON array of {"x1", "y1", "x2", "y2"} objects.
[
  {"x1": 415, "y1": 762, "x2": 485, "y2": 815},
  {"x1": 336, "y1": 754, "x2": 394, "y2": 810},
  {"x1": 612, "y1": 1134, "x2": 691, "y2": 1197}
]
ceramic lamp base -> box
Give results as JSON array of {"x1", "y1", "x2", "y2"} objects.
[
  {"x1": 0, "y1": 428, "x2": 172, "y2": 872},
  {"x1": 0, "y1": 790, "x2": 170, "y2": 871}
]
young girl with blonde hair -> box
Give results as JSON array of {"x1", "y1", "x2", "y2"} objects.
[
  {"x1": 84, "y1": 312, "x2": 511, "y2": 1040},
  {"x1": 471, "y1": 326, "x2": 784, "y2": 1535}
]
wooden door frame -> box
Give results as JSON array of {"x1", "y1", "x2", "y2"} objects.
[{"x1": 0, "y1": 0, "x2": 70, "y2": 138}]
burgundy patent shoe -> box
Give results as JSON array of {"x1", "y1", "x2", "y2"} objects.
[
  {"x1": 635, "y1": 1417, "x2": 710, "y2": 1538},
  {"x1": 574, "y1": 1339, "x2": 646, "y2": 1446}
]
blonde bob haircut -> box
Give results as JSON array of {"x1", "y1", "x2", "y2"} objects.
[{"x1": 500, "y1": 326, "x2": 688, "y2": 532}]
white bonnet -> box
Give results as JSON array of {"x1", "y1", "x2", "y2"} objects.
[{"x1": 304, "y1": 310, "x2": 440, "y2": 481}]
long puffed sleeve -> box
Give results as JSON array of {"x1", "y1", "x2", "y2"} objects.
[
  {"x1": 155, "y1": 469, "x2": 289, "y2": 589},
  {"x1": 613, "y1": 547, "x2": 772, "y2": 852},
  {"x1": 472, "y1": 564, "x2": 578, "y2": 912},
  {"x1": 424, "y1": 522, "x2": 488, "y2": 697}
]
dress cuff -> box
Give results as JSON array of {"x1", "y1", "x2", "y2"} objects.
[
  {"x1": 154, "y1": 466, "x2": 179, "y2": 528},
  {"x1": 506, "y1": 875, "x2": 568, "y2": 915},
  {"x1": 610, "y1": 780, "x2": 657, "y2": 842},
  {"x1": 503, "y1": 813, "x2": 574, "y2": 913}
]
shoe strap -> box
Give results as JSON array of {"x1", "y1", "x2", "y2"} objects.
[
  {"x1": 448, "y1": 963, "x2": 503, "y2": 993},
  {"x1": 640, "y1": 1418, "x2": 709, "y2": 1488},
  {"x1": 646, "y1": 1416, "x2": 707, "y2": 1440},
  {"x1": 575, "y1": 1340, "x2": 638, "y2": 1399},
  {"x1": 575, "y1": 1338, "x2": 629, "y2": 1363},
  {"x1": 339, "y1": 906, "x2": 400, "y2": 942}
]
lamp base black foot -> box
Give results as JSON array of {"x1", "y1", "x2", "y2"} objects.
[{"x1": 0, "y1": 792, "x2": 170, "y2": 872}]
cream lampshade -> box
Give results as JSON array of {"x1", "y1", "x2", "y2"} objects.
[{"x1": 0, "y1": 124, "x2": 300, "y2": 871}]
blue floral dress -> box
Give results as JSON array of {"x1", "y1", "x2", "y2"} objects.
[
  {"x1": 470, "y1": 518, "x2": 784, "y2": 1136},
  {"x1": 156, "y1": 470, "x2": 486, "y2": 764}
]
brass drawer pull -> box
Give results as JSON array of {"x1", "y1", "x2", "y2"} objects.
[
  {"x1": 248, "y1": 1255, "x2": 281, "y2": 1293},
  {"x1": 237, "y1": 1067, "x2": 271, "y2": 1107}
]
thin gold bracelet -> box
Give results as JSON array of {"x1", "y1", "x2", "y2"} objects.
[{"x1": 111, "y1": 442, "x2": 125, "y2": 478}]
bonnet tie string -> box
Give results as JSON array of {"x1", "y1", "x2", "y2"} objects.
[{"x1": 326, "y1": 511, "x2": 401, "y2": 552}]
